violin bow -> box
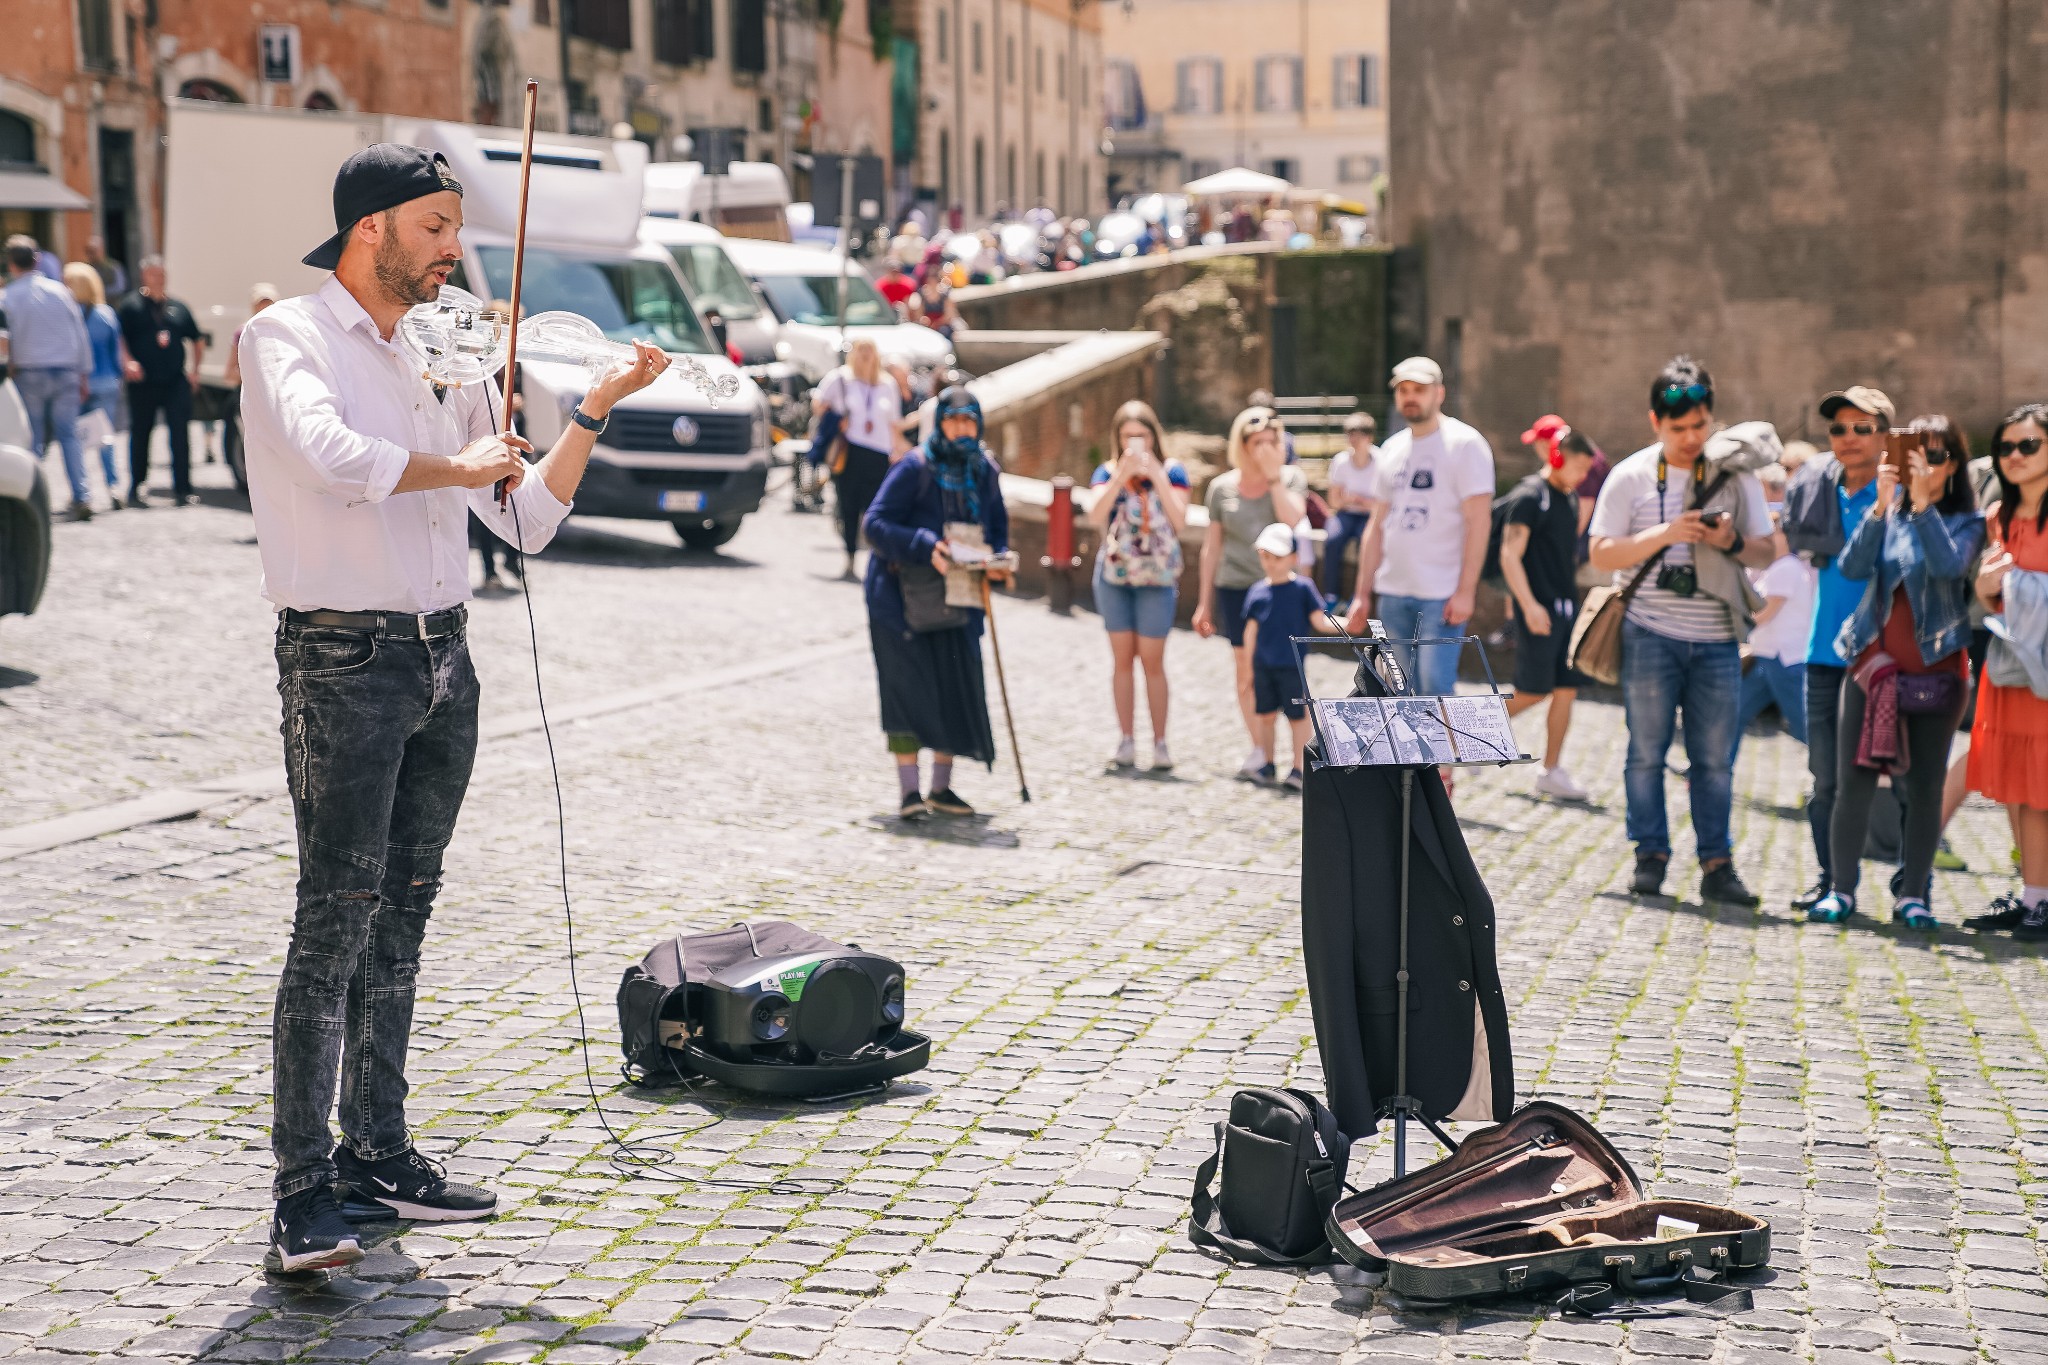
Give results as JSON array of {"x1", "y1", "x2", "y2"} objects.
[{"x1": 495, "y1": 78, "x2": 539, "y2": 506}]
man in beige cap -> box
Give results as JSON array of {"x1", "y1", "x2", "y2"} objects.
[{"x1": 1779, "y1": 383, "x2": 1891, "y2": 910}]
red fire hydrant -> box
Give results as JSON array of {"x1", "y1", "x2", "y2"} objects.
[{"x1": 1043, "y1": 476, "x2": 1083, "y2": 615}]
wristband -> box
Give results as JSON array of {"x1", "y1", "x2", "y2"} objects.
[
  {"x1": 569, "y1": 405, "x2": 608, "y2": 435},
  {"x1": 1728, "y1": 530, "x2": 1745, "y2": 555}
]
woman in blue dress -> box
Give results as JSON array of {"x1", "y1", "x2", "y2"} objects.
[{"x1": 862, "y1": 387, "x2": 1012, "y2": 820}]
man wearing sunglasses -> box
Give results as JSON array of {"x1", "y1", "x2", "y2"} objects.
[{"x1": 1780, "y1": 385, "x2": 1891, "y2": 909}]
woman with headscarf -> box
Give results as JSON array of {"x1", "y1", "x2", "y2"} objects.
[{"x1": 863, "y1": 387, "x2": 1012, "y2": 821}]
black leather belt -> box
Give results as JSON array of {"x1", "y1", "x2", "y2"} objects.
[{"x1": 281, "y1": 605, "x2": 467, "y2": 638}]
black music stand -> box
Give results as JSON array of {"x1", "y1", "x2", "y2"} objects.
[{"x1": 1289, "y1": 622, "x2": 1532, "y2": 1178}]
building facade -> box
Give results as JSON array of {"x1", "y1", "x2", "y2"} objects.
[
  {"x1": 904, "y1": 0, "x2": 1105, "y2": 222},
  {"x1": 1390, "y1": 0, "x2": 2048, "y2": 464},
  {"x1": 1098, "y1": 0, "x2": 1386, "y2": 202}
]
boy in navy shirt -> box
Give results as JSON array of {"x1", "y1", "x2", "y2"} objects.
[{"x1": 1242, "y1": 522, "x2": 1340, "y2": 789}]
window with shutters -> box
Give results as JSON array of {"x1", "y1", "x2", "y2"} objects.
[
  {"x1": 1174, "y1": 56, "x2": 1221, "y2": 115},
  {"x1": 936, "y1": 7, "x2": 948, "y2": 63},
  {"x1": 1253, "y1": 54, "x2": 1301, "y2": 114},
  {"x1": 1337, "y1": 153, "x2": 1382, "y2": 184},
  {"x1": 1103, "y1": 59, "x2": 1142, "y2": 129},
  {"x1": 1332, "y1": 53, "x2": 1378, "y2": 109},
  {"x1": 732, "y1": 0, "x2": 767, "y2": 73},
  {"x1": 572, "y1": 0, "x2": 632, "y2": 50},
  {"x1": 971, "y1": 20, "x2": 982, "y2": 74},
  {"x1": 655, "y1": 0, "x2": 693, "y2": 64},
  {"x1": 78, "y1": 0, "x2": 119, "y2": 72}
]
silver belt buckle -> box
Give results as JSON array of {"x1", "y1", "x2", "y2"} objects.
[{"x1": 418, "y1": 612, "x2": 431, "y2": 638}]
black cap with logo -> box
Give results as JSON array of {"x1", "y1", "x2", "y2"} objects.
[{"x1": 302, "y1": 144, "x2": 464, "y2": 271}]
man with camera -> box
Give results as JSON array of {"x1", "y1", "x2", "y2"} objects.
[
  {"x1": 1588, "y1": 358, "x2": 1777, "y2": 902},
  {"x1": 1778, "y1": 386, "x2": 1889, "y2": 909}
]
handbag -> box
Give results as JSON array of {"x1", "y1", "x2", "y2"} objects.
[
  {"x1": 894, "y1": 561, "x2": 969, "y2": 632},
  {"x1": 1187, "y1": 1088, "x2": 1351, "y2": 1265},
  {"x1": 1897, "y1": 671, "x2": 1962, "y2": 714},
  {"x1": 1567, "y1": 550, "x2": 1665, "y2": 687}
]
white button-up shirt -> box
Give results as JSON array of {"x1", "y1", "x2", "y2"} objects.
[{"x1": 237, "y1": 276, "x2": 572, "y2": 612}]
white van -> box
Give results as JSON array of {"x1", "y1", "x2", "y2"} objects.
[
  {"x1": 643, "y1": 161, "x2": 793, "y2": 242},
  {"x1": 164, "y1": 102, "x2": 770, "y2": 548},
  {"x1": 637, "y1": 217, "x2": 778, "y2": 365},
  {"x1": 720, "y1": 237, "x2": 953, "y2": 387}
]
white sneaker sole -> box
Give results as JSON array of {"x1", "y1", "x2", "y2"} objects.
[
  {"x1": 355, "y1": 1192, "x2": 498, "y2": 1222},
  {"x1": 267, "y1": 1239, "x2": 363, "y2": 1274}
]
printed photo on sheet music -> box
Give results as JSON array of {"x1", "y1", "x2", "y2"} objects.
[
  {"x1": 1384, "y1": 697, "x2": 1457, "y2": 766},
  {"x1": 1442, "y1": 695, "x2": 1519, "y2": 763},
  {"x1": 1314, "y1": 698, "x2": 1397, "y2": 767}
]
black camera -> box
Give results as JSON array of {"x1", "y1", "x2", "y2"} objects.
[{"x1": 1657, "y1": 564, "x2": 1699, "y2": 597}]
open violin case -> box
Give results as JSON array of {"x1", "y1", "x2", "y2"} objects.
[{"x1": 1325, "y1": 1102, "x2": 1770, "y2": 1303}]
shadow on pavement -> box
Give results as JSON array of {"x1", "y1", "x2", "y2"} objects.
[
  {"x1": 0, "y1": 666, "x2": 38, "y2": 689},
  {"x1": 869, "y1": 813, "x2": 1022, "y2": 849}
]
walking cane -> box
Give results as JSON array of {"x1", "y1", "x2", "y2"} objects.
[
  {"x1": 493, "y1": 78, "x2": 539, "y2": 507},
  {"x1": 980, "y1": 574, "x2": 1031, "y2": 803}
]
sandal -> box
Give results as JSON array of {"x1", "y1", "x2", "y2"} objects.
[
  {"x1": 1894, "y1": 898, "x2": 1939, "y2": 931},
  {"x1": 1807, "y1": 891, "x2": 1857, "y2": 925}
]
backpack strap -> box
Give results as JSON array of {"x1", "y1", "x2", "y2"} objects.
[{"x1": 1186, "y1": 1122, "x2": 1336, "y2": 1267}]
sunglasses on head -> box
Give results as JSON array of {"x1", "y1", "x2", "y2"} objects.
[
  {"x1": 1829, "y1": 421, "x2": 1879, "y2": 437},
  {"x1": 1660, "y1": 382, "x2": 1709, "y2": 405},
  {"x1": 1996, "y1": 436, "x2": 2046, "y2": 458},
  {"x1": 1241, "y1": 409, "x2": 1281, "y2": 434}
]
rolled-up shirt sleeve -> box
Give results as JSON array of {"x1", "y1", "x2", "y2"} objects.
[
  {"x1": 457, "y1": 381, "x2": 574, "y2": 553},
  {"x1": 239, "y1": 315, "x2": 411, "y2": 503}
]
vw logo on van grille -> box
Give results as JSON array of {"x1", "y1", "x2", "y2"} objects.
[{"x1": 671, "y1": 415, "x2": 701, "y2": 447}]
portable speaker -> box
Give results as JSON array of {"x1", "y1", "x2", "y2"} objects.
[{"x1": 698, "y1": 949, "x2": 906, "y2": 1065}]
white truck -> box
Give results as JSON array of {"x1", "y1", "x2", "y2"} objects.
[{"x1": 164, "y1": 101, "x2": 770, "y2": 548}]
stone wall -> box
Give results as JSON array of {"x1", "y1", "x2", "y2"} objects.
[
  {"x1": 1391, "y1": 0, "x2": 2048, "y2": 474},
  {"x1": 973, "y1": 332, "x2": 1170, "y2": 483}
]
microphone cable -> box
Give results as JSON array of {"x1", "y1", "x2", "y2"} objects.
[{"x1": 487, "y1": 392, "x2": 842, "y2": 1197}]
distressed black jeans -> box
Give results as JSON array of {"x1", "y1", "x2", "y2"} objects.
[{"x1": 271, "y1": 620, "x2": 479, "y2": 1199}]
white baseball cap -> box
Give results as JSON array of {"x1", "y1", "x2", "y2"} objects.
[
  {"x1": 1390, "y1": 355, "x2": 1443, "y2": 387},
  {"x1": 1254, "y1": 522, "x2": 1296, "y2": 557}
]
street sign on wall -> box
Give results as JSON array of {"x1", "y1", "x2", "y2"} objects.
[{"x1": 258, "y1": 25, "x2": 301, "y2": 87}]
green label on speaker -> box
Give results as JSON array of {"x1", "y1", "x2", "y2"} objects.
[{"x1": 775, "y1": 958, "x2": 823, "y2": 1002}]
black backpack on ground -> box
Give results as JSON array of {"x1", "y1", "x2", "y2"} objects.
[{"x1": 1187, "y1": 1088, "x2": 1351, "y2": 1265}]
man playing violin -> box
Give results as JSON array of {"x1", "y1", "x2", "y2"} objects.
[{"x1": 238, "y1": 144, "x2": 664, "y2": 1272}]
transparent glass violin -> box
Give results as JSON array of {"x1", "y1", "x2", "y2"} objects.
[{"x1": 397, "y1": 286, "x2": 743, "y2": 404}]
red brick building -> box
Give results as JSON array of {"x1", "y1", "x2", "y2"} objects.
[{"x1": 0, "y1": 0, "x2": 462, "y2": 275}]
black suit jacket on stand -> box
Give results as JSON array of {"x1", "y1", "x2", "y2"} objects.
[{"x1": 1299, "y1": 756, "x2": 1516, "y2": 1141}]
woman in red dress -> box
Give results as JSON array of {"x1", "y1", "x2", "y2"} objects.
[{"x1": 1967, "y1": 403, "x2": 2048, "y2": 937}]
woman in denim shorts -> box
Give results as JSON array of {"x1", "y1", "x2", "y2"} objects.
[{"x1": 1086, "y1": 401, "x2": 1188, "y2": 771}]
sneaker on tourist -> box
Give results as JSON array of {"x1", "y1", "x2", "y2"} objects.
[
  {"x1": 1150, "y1": 740, "x2": 1173, "y2": 772},
  {"x1": 172, "y1": 493, "x2": 191, "y2": 507},
  {"x1": 125, "y1": 489, "x2": 148, "y2": 508},
  {"x1": 2015, "y1": 897, "x2": 2048, "y2": 944},
  {"x1": 1283, "y1": 767, "x2": 1305, "y2": 793},
  {"x1": 333, "y1": 1145, "x2": 497, "y2": 1223},
  {"x1": 1533, "y1": 766, "x2": 1589, "y2": 802},
  {"x1": 1110, "y1": 736, "x2": 1136, "y2": 769},
  {"x1": 1893, "y1": 897, "x2": 1939, "y2": 931},
  {"x1": 266, "y1": 1186, "x2": 363, "y2": 1274},
  {"x1": 1700, "y1": 862, "x2": 1761, "y2": 907},
  {"x1": 926, "y1": 788, "x2": 976, "y2": 817},
  {"x1": 898, "y1": 791, "x2": 928, "y2": 821},
  {"x1": 841, "y1": 552, "x2": 857, "y2": 581},
  {"x1": 1932, "y1": 840, "x2": 1967, "y2": 872},
  {"x1": 1963, "y1": 893, "x2": 2027, "y2": 931},
  {"x1": 1236, "y1": 748, "x2": 1270, "y2": 783},
  {"x1": 1631, "y1": 852, "x2": 1667, "y2": 897},
  {"x1": 1790, "y1": 880, "x2": 1829, "y2": 912},
  {"x1": 65, "y1": 504, "x2": 91, "y2": 523},
  {"x1": 1807, "y1": 890, "x2": 1857, "y2": 925}
]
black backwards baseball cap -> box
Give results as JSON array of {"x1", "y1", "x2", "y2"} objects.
[{"x1": 301, "y1": 144, "x2": 464, "y2": 270}]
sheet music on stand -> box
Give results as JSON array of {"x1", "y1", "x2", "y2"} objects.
[{"x1": 1289, "y1": 621, "x2": 1531, "y2": 770}]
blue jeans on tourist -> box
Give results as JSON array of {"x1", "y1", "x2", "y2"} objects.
[
  {"x1": 1621, "y1": 619, "x2": 1741, "y2": 862},
  {"x1": 1322, "y1": 511, "x2": 1370, "y2": 598},
  {"x1": 16, "y1": 366, "x2": 86, "y2": 507},
  {"x1": 1375, "y1": 592, "x2": 1460, "y2": 697},
  {"x1": 81, "y1": 374, "x2": 124, "y2": 490},
  {"x1": 1729, "y1": 657, "x2": 1808, "y2": 766}
]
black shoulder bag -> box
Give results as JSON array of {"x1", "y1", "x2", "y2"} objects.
[{"x1": 1188, "y1": 1088, "x2": 1351, "y2": 1265}]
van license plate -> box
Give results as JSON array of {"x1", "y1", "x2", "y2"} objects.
[{"x1": 660, "y1": 491, "x2": 706, "y2": 512}]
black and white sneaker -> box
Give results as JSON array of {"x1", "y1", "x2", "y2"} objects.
[
  {"x1": 334, "y1": 1145, "x2": 498, "y2": 1222},
  {"x1": 925, "y1": 788, "x2": 975, "y2": 817},
  {"x1": 266, "y1": 1186, "x2": 363, "y2": 1274}
]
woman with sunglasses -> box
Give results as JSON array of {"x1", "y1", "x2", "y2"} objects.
[
  {"x1": 1810, "y1": 415, "x2": 1983, "y2": 928},
  {"x1": 1966, "y1": 404, "x2": 2048, "y2": 939},
  {"x1": 1195, "y1": 406, "x2": 1307, "y2": 782}
]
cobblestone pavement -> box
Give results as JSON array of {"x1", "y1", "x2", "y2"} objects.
[{"x1": 4, "y1": 451, "x2": 2047, "y2": 1363}]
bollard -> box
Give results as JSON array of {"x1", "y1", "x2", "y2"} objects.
[{"x1": 1042, "y1": 476, "x2": 1083, "y2": 615}]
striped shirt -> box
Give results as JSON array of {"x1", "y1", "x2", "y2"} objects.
[{"x1": 1587, "y1": 443, "x2": 1771, "y2": 643}]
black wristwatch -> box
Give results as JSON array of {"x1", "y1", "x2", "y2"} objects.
[
  {"x1": 1728, "y1": 530, "x2": 1746, "y2": 556},
  {"x1": 569, "y1": 404, "x2": 608, "y2": 435}
]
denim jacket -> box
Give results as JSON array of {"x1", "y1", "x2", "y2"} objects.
[
  {"x1": 1781, "y1": 456, "x2": 1845, "y2": 565},
  {"x1": 1832, "y1": 501, "x2": 1984, "y2": 666}
]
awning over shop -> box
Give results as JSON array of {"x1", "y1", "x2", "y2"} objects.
[{"x1": 0, "y1": 170, "x2": 90, "y2": 212}]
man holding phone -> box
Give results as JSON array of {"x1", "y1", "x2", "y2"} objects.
[
  {"x1": 1588, "y1": 357, "x2": 1777, "y2": 903},
  {"x1": 1782, "y1": 386, "x2": 1891, "y2": 909}
]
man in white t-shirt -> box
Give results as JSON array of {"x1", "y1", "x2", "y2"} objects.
[
  {"x1": 1587, "y1": 356, "x2": 1777, "y2": 906},
  {"x1": 1320, "y1": 410, "x2": 1378, "y2": 598},
  {"x1": 1342, "y1": 356, "x2": 1495, "y2": 697}
]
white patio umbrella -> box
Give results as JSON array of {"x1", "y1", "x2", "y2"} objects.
[{"x1": 1182, "y1": 166, "x2": 1293, "y2": 197}]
